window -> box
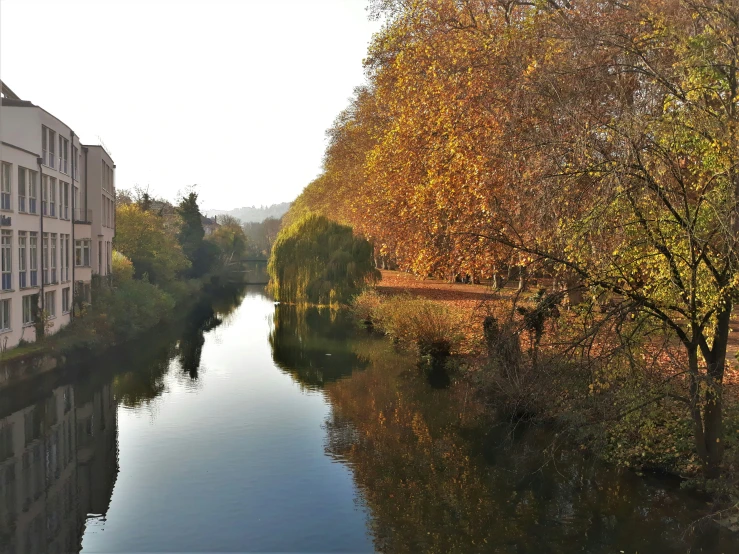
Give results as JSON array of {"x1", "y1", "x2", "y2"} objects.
[
  {"x1": 64, "y1": 235, "x2": 70, "y2": 281},
  {"x1": 43, "y1": 126, "x2": 56, "y2": 169},
  {"x1": 1, "y1": 163, "x2": 11, "y2": 211},
  {"x1": 51, "y1": 234, "x2": 57, "y2": 283},
  {"x1": 61, "y1": 182, "x2": 69, "y2": 219},
  {"x1": 42, "y1": 127, "x2": 47, "y2": 165},
  {"x1": 1, "y1": 230, "x2": 11, "y2": 291},
  {"x1": 28, "y1": 170, "x2": 37, "y2": 214},
  {"x1": 73, "y1": 186, "x2": 80, "y2": 221},
  {"x1": 75, "y1": 281, "x2": 90, "y2": 304},
  {"x1": 75, "y1": 240, "x2": 90, "y2": 267},
  {"x1": 18, "y1": 231, "x2": 27, "y2": 289},
  {"x1": 62, "y1": 287, "x2": 70, "y2": 313},
  {"x1": 0, "y1": 300, "x2": 9, "y2": 332},
  {"x1": 98, "y1": 240, "x2": 102, "y2": 274},
  {"x1": 60, "y1": 137, "x2": 69, "y2": 174},
  {"x1": 49, "y1": 178, "x2": 56, "y2": 217},
  {"x1": 17, "y1": 167, "x2": 26, "y2": 212},
  {"x1": 42, "y1": 233, "x2": 49, "y2": 285},
  {"x1": 22, "y1": 294, "x2": 37, "y2": 325},
  {"x1": 72, "y1": 146, "x2": 78, "y2": 180},
  {"x1": 44, "y1": 291, "x2": 56, "y2": 318},
  {"x1": 41, "y1": 176, "x2": 48, "y2": 216},
  {"x1": 29, "y1": 233, "x2": 38, "y2": 287}
]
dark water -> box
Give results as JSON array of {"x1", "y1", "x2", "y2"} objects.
[{"x1": 0, "y1": 285, "x2": 736, "y2": 553}]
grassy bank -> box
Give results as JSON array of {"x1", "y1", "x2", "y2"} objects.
[{"x1": 0, "y1": 272, "x2": 236, "y2": 371}]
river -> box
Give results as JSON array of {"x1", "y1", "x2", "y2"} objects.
[{"x1": 0, "y1": 285, "x2": 735, "y2": 553}]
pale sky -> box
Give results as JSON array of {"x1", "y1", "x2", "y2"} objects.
[{"x1": 0, "y1": 0, "x2": 381, "y2": 211}]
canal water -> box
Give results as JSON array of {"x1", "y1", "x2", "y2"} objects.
[{"x1": 0, "y1": 285, "x2": 736, "y2": 553}]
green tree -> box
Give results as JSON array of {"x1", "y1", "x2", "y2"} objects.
[
  {"x1": 268, "y1": 214, "x2": 379, "y2": 305},
  {"x1": 114, "y1": 204, "x2": 190, "y2": 284}
]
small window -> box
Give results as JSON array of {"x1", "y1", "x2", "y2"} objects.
[
  {"x1": 48, "y1": 128, "x2": 56, "y2": 169},
  {"x1": 1, "y1": 163, "x2": 11, "y2": 211},
  {"x1": 0, "y1": 299, "x2": 10, "y2": 331},
  {"x1": 49, "y1": 178, "x2": 56, "y2": 218},
  {"x1": 18, "y1": 231, "x2": 27, "y2": 289},
  {"x1": 1, "y1": 230, "x2": 12, "y2": 291},
  {"x1": 17, "y1": 167, "x2": 26, "y2": 212},
  {"x1": 29, "y1": 232, "x2": 38, "y2": 287},
  {"x1": 28, "y1": 171, "x2": 37, "y2": 214},
  {"x1": 62, "y1": 287, "x2": 70, "y2": 313},
  {"x1": 44, "y1": 291, "x2": 56, "y2": 318},
  {"x1": 22, "y1": 294, "x2": 37, "y2": 326}
]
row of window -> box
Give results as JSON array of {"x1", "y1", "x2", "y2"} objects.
[
  {"x1": 0, "y1": 230, "x2": 90, "y2": 292},
  {"x1": 41, "y1": 126, "x2": 80, "y2": 180},
  {"x1": 1, "y1": 162, "x2": 81, "y2": 219},
  {"x1": 0, "y1": 288, "x2": 71, "y2": 331}
]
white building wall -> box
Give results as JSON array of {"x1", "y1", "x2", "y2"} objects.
[{"x1": 0, "y1": 90, "x2": 113, "y2": 350}]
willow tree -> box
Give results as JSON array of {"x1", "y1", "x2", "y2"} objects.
[{"x1": 268, "y1": 214, "x2": 380, "y2": 305}]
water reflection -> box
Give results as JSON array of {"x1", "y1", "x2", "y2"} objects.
[
  {"x1": 320, "y1": 339, "x2": 734, "y2": 553},
  {"x1": 267, "y1": 302, "x2": 735, "y2": 552},
  {"x1": 269, "y1": 305, "x2": 368, "y2": 390},
  {"x1": 0, "y1": 283, "x2": 248, "y2": 554},
  {"x1": 0, "y1": 383, "x2": 117, "y2": 554}
]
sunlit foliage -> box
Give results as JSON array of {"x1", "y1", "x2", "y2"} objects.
[{"x1": 268, "y1": 214, "x2": 379, "y2": 305}]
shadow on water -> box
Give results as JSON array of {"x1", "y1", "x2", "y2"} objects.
[{"x1": 0, "y1": 283, "x2": 247, "y2": 553}]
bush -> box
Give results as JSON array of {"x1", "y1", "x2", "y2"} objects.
[
  {"x1": 112, "y1": 250, "x2": 134, "y2": 285},
  {"x1": 351, "y1": 289, "x2": 382, "y2": 328},
  {"x1": 356, "y1": 292, "x2": 465, "y2": 359},
  {"x1": 88, "y1": 279, "x2": 176, "y2": 343}
]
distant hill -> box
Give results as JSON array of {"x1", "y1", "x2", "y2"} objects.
[{"x1": 205, "y1": 202, "x2": 291, "y2": 223}]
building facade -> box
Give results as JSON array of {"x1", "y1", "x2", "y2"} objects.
[{"x1": 0, "y1": 82, "x2": 115, "y2": 349}]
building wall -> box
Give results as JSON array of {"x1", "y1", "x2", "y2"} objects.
[
  {"x1": 0, "y1": 93, "x2": 113, "y2": 350},
  {"x1": 84, "y1": 146, "x2": 115, "y2": 278}
]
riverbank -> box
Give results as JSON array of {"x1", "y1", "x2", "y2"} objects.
[
  {"x1": 368, "y1": 271, "x2": 739, "y2": 498},
  {"x1": 0, "y1": 272, "x2": 245, "y2": 389}
]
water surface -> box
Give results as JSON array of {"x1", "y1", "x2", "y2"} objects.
[{"x1": 0, "y1": 285, "x2": 735, "y2": 553}]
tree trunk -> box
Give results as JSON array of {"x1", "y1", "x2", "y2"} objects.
[
  {"x1": 518, "y1": 265, "x2": 527, "y2": 292},
  {"x1": 491, "y1": 269, "x2": 499, "y2": 290},
  {"x1": 702, "y1": 304, "x2": 730, "y2": 477},
  {"x1": 565, "y1": 273, "x2": 584, "y2": 306}
]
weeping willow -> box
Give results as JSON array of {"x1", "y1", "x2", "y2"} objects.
[{"x1": 268, "y1": 214, "x2": 380, "y2": 305}]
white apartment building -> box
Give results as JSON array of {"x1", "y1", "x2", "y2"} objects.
[{"x1": 0, "y1": 81, "x2": 115, "y2": 349}]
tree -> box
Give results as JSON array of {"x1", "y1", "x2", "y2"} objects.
[
  {"x1": 114, "y1": 204, "x2": 190, "y2": 284},
  {"x1": 208, "y1": 219, "x2": 249, "y2": 266},
  {"x1": 268, "y1": 214, "x2": 380, "y2": 305},
  {"x1": 176, "y1": 190, "x2": 217, "y2": 277}
]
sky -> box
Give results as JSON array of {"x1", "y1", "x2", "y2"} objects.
[{"x1": 0, "y1": 0, "x2": 382, "y2": 211}]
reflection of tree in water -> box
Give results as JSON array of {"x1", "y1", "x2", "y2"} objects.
[
  {"x1": 113, "y1": 284, "x2": 246, "y2": 405},
  {"x1": 269, "y1": 305, "x2": 368, "y2": 390},
  {"x1": 177, "y1": 301, "x2": 222, "y2": 380},
  {"x1": 324, "y1": 344, "x2": 734, "y2": 553}
]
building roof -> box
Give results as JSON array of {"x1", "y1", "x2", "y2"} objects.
[{"x1": 1, "y1": 81, "x2": 21, "y2": 101}]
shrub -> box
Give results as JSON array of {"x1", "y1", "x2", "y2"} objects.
[
  {"x1": 364, "y1": 294, "x2": 465, "y2": 359},
  {"x1": 112, "y1": 250, "x2": 134, "y2": 285},
  {"x1": 351, "y1": 289, "x2": 382, "y2": 328}
]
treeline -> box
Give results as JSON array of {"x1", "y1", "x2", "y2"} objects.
[
  {"x1": 46, "y1": 188, "x2": 249, "y2": 354},
  {"x1": 289, "y1": 0, "x2": 739, "y2": 480}
]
